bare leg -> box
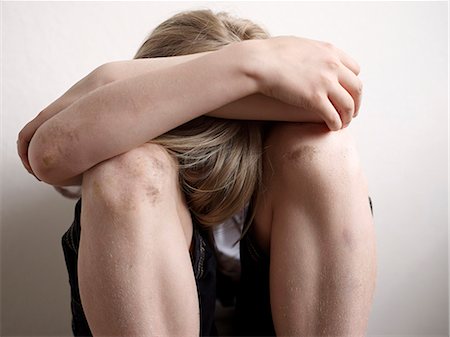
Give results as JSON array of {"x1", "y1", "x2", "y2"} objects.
[
  {"x1": 252, "y1": 122, "x2": 377, "y2": 336},
  {"x1": 78, "y1": 143, "x2": 199, "y2": 336}
]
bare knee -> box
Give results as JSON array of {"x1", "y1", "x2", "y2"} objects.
[
  {"x1": 82, "y1": 143, "x2": 179, "y2": 210},
  {"x1": 265, "y1": 123, "x2": 373, "y2": 251},
  {"x1": 265, "y1": 122, "x2": 365, "y2": 188}
]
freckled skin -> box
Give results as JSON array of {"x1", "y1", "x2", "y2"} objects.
[
  {"x1": 87, "y1": 147, "x2": 174, "y2": 212},
  {"x1": 78, "y1": 143, "x2": 197, "y2": 337}
]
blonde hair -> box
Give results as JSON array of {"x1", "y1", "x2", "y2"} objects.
[{"x1": 134, "y1": 9, "x2": 270, "y2": 237}]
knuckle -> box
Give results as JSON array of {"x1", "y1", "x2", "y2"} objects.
[
  {"x1": 322, "y1": 41, "x2": 335, "y2": 50},
  {"x1": 331, "y1": 117, "x2": 342, "y2": 130},
  {"x1": 357, "y1": 80, "x2": 363, "y2": 94},
  {"x1": 342, "y1": 105, "x2": 354, "y2": 118},
  {"x1": 322, "y1": 112, "x2": 340, "y2": 130},
  {"x1": 319, "y1": 73, "x2": 334, "y2": 86},
  {"x1": 328, "y1": 121, "x2": 341, "y2": 132},
  {"x1": 325, "y1": 57, "x2": 340, "y2": 70},
  {"x1": 309, "y1": 90, "x2": 324, "y2": 106}
]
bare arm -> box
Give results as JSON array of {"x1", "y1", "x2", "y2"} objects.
[
  {"x1": 104, "y1": 57, "x2": 324, "y2": 122},
  {"x1": 19, "y1": 48, "x2": 317, "y2": 187},
  {"x1": 27, "y1": 36, "x2": 362, "y2": 186},
  {"x1": 35, "y1": 94, "x2": 321, "y2": 188},
  {"x1": 28, "y1": 41, "x2": 259, "y2": 185},
  {"x1": 17, "y1": 51, "x2": 215, "y2": 179}
]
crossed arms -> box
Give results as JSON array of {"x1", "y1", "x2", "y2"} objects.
[{"x1": 17, "y1": 36, "x2": 362, "y2": 186}]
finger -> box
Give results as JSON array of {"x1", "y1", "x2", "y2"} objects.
[
  {"x1": 335, "y1": 48, "x2": 360, "y2": 76},
  {"x1": 337, "y1": 65, "x2": 363, "y2": 117},
  {"x1": 316, "y1": 94, "x2": 342, "y2": 131},
  {"x1": 327, "y1": 84, "x2": 355, "y2": 128}
]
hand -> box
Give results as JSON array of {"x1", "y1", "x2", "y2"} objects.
[
  {"x1": 248, "y1": 36, "x2": 363, "y2": 131},
  {"x1": 17, "y1": 65, "x2": 113, "y2": 178}
]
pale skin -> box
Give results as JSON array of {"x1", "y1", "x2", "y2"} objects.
[{"x1": 18, "y1": 36, "x2": 376, "y2": 336}]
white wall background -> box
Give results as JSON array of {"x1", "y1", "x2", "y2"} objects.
[{"x1": 1, "y1": 1, "x2": 448, "y2": 336}]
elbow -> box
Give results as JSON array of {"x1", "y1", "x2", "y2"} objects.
[
  {"x1": 28, "y1": 130, "x2": 73, "y2": 185},
  {"x1": 28, "y1": 135, "x2": 61, "y2": 185}
]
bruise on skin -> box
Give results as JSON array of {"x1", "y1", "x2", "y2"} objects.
[
  {"x1": 132, "y1": 157, "x2": 167, "y2": 205},
  {"x1": 150, "y1": 156, "x2": 166, "y2": 172},
  {"x1": 145, "y1": 185, "x2": 160, "y2": 204},
  {"x1": 42, "y1": 154, "x2": 56, "y2": 168},
  {"x1": 87, "y1": 147, "x2": 172, "y2": 212},
  {"x1": 92, "y1": 180, "x2": 102, "y2": 196},
  {"x1": 39, "y1": 120, "x2": 80, "y2": 168},
  {"x1": 283, "y1": 145, "x2": 319, "y2": 163}
]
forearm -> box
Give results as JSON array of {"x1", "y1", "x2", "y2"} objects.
[
  {"x1": 105, "y1": 51, "x2": 213, "y2": 81},
  {"x1": 207, "y1": 93, "x2": 322, "y2": 122},
  {"x1": 28, "y1": 41, "x2": 258, "y2": 185},
  {"x1": 41, "y1": 95, "x2": 322, "y2": 188},
  {"x1": 109, "y1": 56, "x2": 323, "y2": 123}
]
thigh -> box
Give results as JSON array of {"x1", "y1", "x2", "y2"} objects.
[
  {"x1": 236, "y1": 121, "x2": 375, "y2": 336},
  {"x1": 236, "y1": 121, "x2": 352, "y2": 336},
  {"x1": 61, "y1": 143, "x2": 220, "y2": 336}
]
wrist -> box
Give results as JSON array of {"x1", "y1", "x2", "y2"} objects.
[
  {"x1": 233, "y1": 39, "x2": 269, "y2": 95},
  {"x1": 223, "y1": 39, "x2": 264, "y2": 96}
]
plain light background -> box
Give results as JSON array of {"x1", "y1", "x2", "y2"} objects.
[{"x1": 1, "y1": 1, "x2": 448, "y2": 336}]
